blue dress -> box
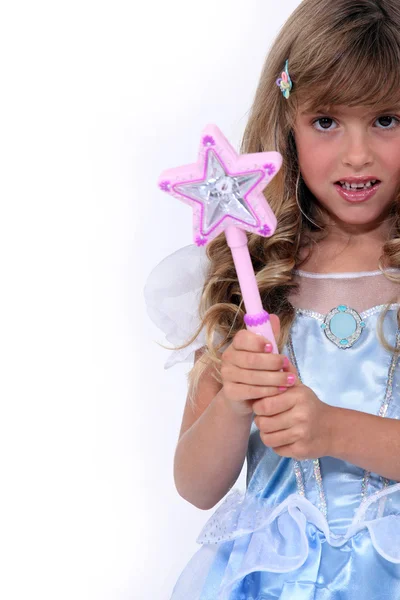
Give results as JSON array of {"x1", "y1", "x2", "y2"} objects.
[{"x1": 144, "y1": 245, "x2": 400, "y2": 600}]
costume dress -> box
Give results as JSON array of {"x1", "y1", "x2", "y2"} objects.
[{"x1": 144, "y1": 244, "x2": 400, "y2": 600}]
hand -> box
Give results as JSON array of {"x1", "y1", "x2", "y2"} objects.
[
  {"x1": 220, "y1": 314, "x2": 291, "y2": 417},
  {"x1": 252, "y1": 355, "x2": 334, "y2": 460}
]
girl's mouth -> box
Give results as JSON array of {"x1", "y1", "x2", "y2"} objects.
[
  {"x1": 335, "y1": 180, "x2": 380, "y2": 190},
  {"x1": 333, "y1": 180, "x2": 382, "y2": 203}
]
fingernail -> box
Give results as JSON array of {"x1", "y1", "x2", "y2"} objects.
[
  {"x1": 283, "y1": 356, "x2": 290, "y2": 369},
  {"x1": 278, "y1": 386, "x2": 287, "y2": 392},
  {"x1": 264, "y1": 343, "x2": 273, "y2": 353},
  {"x1": 287, "y1": 374, "x2": 296, "y2": 385}
]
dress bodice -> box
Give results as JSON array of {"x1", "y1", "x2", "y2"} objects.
[
  {"x1": 247, "y1": 303, "x2": 400, "y2": 540},
  {"x1": 195, "y1": 275, "x2": 400, "y2": 587}
]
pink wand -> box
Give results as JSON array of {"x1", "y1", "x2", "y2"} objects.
[{"x1": 158, "y1": 125, "x2": 282, "y2": 353}]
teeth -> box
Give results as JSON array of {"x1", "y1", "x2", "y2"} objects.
[{"x1": 339, "y1": 180, "x2": 377, "y2": 190}]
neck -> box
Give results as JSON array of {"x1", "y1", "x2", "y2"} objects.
[
  {"x1": 299, "y1": 235, "x2": 387, "y2": 274},
  {"x1": 323, "y1": 227, "x2": 390, "y2": 246},
  {"x1": 299, "y1": 214, "x2": 394, "y2": 273}
]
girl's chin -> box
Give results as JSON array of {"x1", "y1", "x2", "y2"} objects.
[{"x1": 325, "y1": 209, "x2": 389, "y2": 231}]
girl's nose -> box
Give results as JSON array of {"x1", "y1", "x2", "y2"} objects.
[{"x1": 341, "y1": 131, "x2": 373, "y2": 169}]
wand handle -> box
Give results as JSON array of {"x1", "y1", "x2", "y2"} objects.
[{"x1": 225, "y1": 226, "x2": 279, "y2": 354}]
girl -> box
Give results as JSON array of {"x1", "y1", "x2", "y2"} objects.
[{"x1": 144, "y1": 0, "x2": 400, "y2": 597}]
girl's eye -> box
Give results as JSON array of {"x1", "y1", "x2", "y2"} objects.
[
  {"x1": 312, "y1": 117, "x2": 336, "y2": 132},
  {"x1": 312, "y1": 115, "x2": 400, "y2": 132},
  {"x1": 375, "y1": 116, "x2": 400, "y2": 129}
]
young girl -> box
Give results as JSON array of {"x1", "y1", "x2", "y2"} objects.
[{"x1": 144, "y1": 0, "x2": 400, "y2": 597}]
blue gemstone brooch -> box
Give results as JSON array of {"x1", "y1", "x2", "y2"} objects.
[{"x1": 321, "y1": 305, "x2": 366, "y2": 349}]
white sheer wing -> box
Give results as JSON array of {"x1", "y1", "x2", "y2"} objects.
[{"x1": 144, "y1": 244, "x2": 212, "y2": 369}]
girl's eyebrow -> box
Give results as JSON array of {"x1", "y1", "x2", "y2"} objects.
[
  {"x1": 301, "y1": 106, "x2": 400, "y2": 116},
  {"x1": 300, "y1": 108, "x2": 328, "y2": 115}
]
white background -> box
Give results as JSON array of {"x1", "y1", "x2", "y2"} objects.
[{"x1": 0, "y1": 1, "x2": 300, "y2": 598}]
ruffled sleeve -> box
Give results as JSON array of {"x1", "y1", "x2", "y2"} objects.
[{"x1": 144, "y1": 244, "x2": 223, "y2": 369}]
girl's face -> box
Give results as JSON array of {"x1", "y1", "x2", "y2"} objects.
[{"x1": 293, "y1": 104, "x2": 400, "y2": 237}]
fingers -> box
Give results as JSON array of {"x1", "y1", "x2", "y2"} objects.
[
  {"x1": 225, "y1": 330, "x2": 285, "y2": 371},
  {"x1": 253, "y1": 392, "x2": 295, "y2": 417},
  {"x1": 221, "y1": 362, "x2": 296, "y2": 388},
  {"x1": 254, "y1": 409, "x2": 293, "y2": 433},
  {"x1": 260, "y1": 427, "x2": 299, "y2": 449},
  {"x1": 282, "y1": 356, "x2": 298, "y2": 377},
  {"x1": 220, "y1": 329, "x2": 298, "y2": 409},
  {"x1": 269, "y1": 313, "x2": 281, "y2": 340},
  {"x1": 232, "y1": 329, "x2": 270, "y2": 352},
  {"x1": 223, "y1": 381, "x2": 286, "y2": 402}
]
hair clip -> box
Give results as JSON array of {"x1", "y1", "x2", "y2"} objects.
[{"x1": 276, "y1": 59, "x2": 293, "y2": 99}]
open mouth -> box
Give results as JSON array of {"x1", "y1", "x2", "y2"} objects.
[{"x1": 334, "y1": 180, "x2": 381, "y2": 190}]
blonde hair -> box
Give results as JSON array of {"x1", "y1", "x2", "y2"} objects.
[{"x1": 166, "y1": 0, "x2": 400, "y2": 407}]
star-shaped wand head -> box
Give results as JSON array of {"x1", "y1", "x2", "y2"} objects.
[{"x1": 158, "y1": 124, "x2": 282, "y2": 246}]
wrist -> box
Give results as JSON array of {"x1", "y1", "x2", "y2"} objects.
[
  {"x1": 325, "y1": 405, "x2": 343, "y2": 458},
  {"x1": 216, "y1": 388, "x2": 254, "y2": 421}
]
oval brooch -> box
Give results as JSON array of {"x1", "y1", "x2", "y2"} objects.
[{"x1": 321, "y1": 305, "x2": 366, "y2": 349}]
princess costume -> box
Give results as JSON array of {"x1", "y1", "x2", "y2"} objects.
[{"x1": 144, "y1": 243, "x2": 400, "y2": 599}]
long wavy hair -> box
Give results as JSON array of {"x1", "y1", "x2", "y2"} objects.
[{"x1": 167, "y1": 0, "x2": 400, "y2": 408}]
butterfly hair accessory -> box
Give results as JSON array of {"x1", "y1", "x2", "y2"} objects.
[{"x1": 276, "y1": 59, "x2": 293, "y2": 99}]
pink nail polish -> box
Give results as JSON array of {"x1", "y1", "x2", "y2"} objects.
[
  {"x1": 278, "y1": 386, "x2": 287, "y2": 392},
  {"x1": 264, "y1": 343, "x2": 273, "y2": 353},
  {"x1": 283, "y1": 356, "x2": 290, "y2": 369},
  {"x1": 287, "y1": 374, "x2": 296, "y2": 385}
]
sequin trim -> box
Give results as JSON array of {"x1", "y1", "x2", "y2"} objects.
[
  {"x1": 362, "y1": 303, "x2": 400, "y2": 319},
  {"x1": 287, "y1": 333, "x2": 328, "y2": 517},
  {"x1": 295, "y1": 303, "x2": 400, "y2": 321},
  {"x1": 312, "y1": 458, "x2": 327, "y2": 518},
  {"x1": 293, "y1": 268, "x2": 400, "y2": 279},
  {"x1": 295, "y1": 308, "x2": 325, "y2": 322},
  {"x1": 293, "y1": 460, "x2": 306, "y2": 498},
  {"x1": 286, "y1": 335, "x2": 305, "y2": 497},
  {"x1": 360, "y1": 329, "x2": 400, "y2": 510}
]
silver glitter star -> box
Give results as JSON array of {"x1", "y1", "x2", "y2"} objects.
[{"x1": 174, "y1": 149, "x2": 261, "y2": 235}]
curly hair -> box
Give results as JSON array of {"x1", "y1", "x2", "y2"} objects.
[{"x1": 165, "y1": 0, "x2": 400, "y2": 408}]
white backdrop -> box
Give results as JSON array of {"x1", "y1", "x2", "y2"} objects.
[{"x1": 0, "y1": 1, "x2": 301, "y2": 598}]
